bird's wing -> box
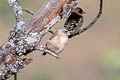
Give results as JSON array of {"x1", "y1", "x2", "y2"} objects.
[
  {"x1": 77, "y1": 16, "x2": 84, "y2": 28},
  {"x1": 73, "y1": 16, "x2": 84, "y2": 33},
  {"x1": 68, "y1": 16, "x2": 84, "y2": 38}
]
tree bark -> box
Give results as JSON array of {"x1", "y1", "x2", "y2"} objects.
[
  {"x1": 0, "y1": 0, "x2": 103, "y2": 79},
  {"x1": 0, "y1": 0, "x2": 74, "y2": 79}
]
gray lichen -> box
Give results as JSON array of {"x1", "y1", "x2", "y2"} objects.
[
  {"x1": 0, "y1": 58, "x2": 25, "y2": 79},
  {"x1": 0, "y1": 0, "x2": 79, "y2": 79}
]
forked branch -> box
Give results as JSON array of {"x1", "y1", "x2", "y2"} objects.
[
  {"x1": 0, "y1": 0, "x2": 77, "y2": 79},
  {"x1": 0, "y1": 0, "x2": 103, "y2": 79}
]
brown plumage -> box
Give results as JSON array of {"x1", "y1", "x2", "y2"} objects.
[{"x1": 43, "y1": 29, "x2": 69, "y2": 55}]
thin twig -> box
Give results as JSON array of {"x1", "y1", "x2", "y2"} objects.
[
  {"x1": 80, "y1": 0, "x2": 103, "y2": 33},
  {"x1": 22, "y1": 8, "x2": 35, "y2": 15}
]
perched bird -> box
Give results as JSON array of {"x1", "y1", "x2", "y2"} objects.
[
  {"x1": 42, "y1": 29, "x2": 69, "y2": 56},
  {"x1": 64, "y1": 7, "x2": 85, "y2": 38}
]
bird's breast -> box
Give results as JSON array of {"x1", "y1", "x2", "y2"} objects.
[{"x1": 48, "y1": 35, "x2": 68, "y2": 47}]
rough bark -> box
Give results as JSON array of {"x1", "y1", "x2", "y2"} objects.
[
  {"x1": 0, "y1": 0, "x2": 76, "y2": 79},
  {"x1": 0, "y1": 0, "x2": 103, "y2": 79}
]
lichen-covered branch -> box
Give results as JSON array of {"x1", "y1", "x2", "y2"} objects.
[
  {"x1": 0, "y1": 55, "x2": 32, "y2": 80},
  {"x1": 0, "y1": 0, "x2": 77, "y2": 79},
  {"x1": 8, "y1": 0, "x2": 24, "y2": 22},
  {"x1": 0, "y1": 0, "x2": 103, "y2": 79}
]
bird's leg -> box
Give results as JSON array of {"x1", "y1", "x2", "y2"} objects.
[{"x1": 22, "y1": 8, "x2": 35, "y2": 15}]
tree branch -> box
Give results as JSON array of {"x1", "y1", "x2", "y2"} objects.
[
  {"x1": 0, "y1": 0, "x2": 103, "y2": 79},
  {"x1": 80, "y1": 0, "x2": 103, "y2": 33},
  {"x1": 0, "y1": 0, "x2": 77, "y2": 79}
]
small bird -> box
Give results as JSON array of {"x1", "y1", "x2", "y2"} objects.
[
  {"x1": 42, "y1": 29, "x2": 69, "y2": 56},
  {"x1": 64, "y1": 7, "x2": 85, "y2": 38}
]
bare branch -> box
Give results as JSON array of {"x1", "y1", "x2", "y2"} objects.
[
  {"x1": 80, "y1": 0, "x2": 103, "y2": 33},
  {"x1": 0, "y1": 0, "x2": 103, "y2": 79},
  {"x1": 0, "y1": 0, "x2": 77, "y2": 79},
  {"x1": 22, "y1": 8, "x2": 35, "y2": 15}
]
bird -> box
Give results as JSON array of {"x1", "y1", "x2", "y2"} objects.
[
  {"x1": 42, "y1": 29, "x2": 69, "y2": 56},
  {"x1": 64, "y1": 7, "x2": 85, "y2": 38}
]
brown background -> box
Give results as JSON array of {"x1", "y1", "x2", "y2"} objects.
[{"x1": 0, "y1": 0, "x2": 120, "y2": 80}]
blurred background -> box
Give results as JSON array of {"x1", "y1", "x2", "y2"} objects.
[{"x1": 0, "y1": 0, "x2": 120, "y2": 80}]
